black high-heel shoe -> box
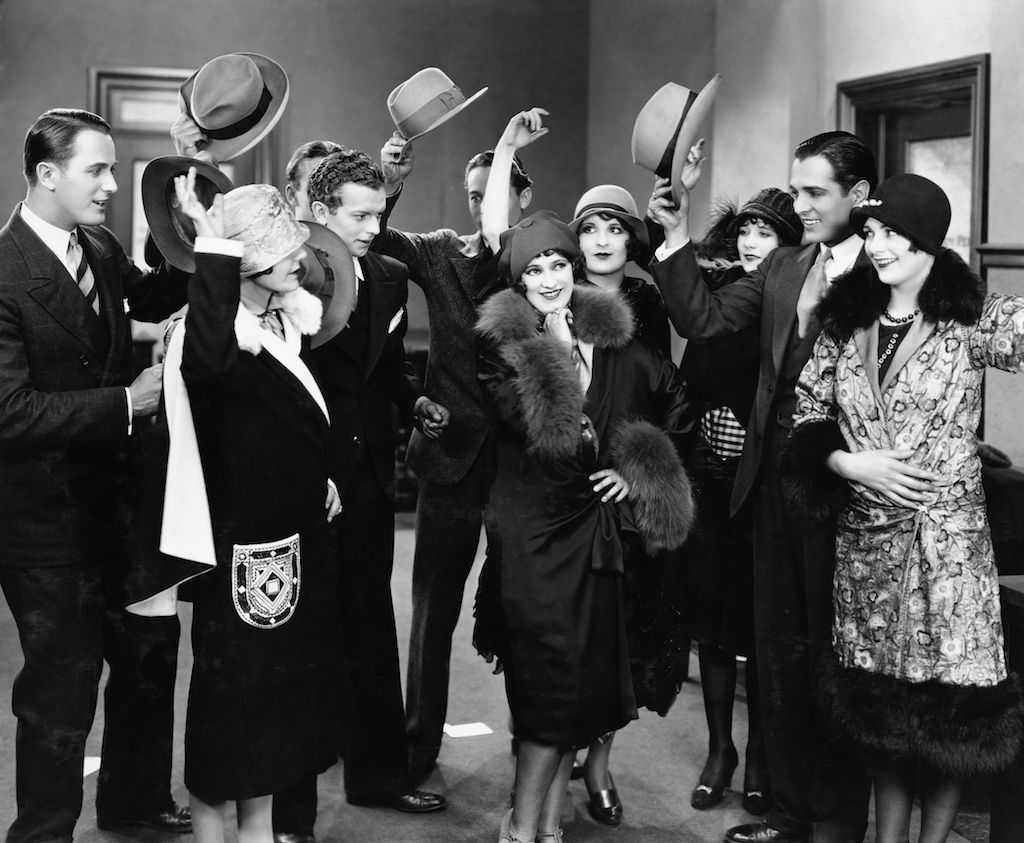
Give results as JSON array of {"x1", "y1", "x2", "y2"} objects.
[
  {"x1": 690, "y1": 747, "x2": 739, "y2": 811},
  {"x1": 741, "y1": 787, "x2": 773, "y2": 816},
  {"x1": 586, "y1": 771, "x2": 623, "y2": 826}
]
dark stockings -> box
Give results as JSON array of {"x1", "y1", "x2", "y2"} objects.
[
  {"x1": 697, "y1": 644, "x2": 740, "y2": 787},
  {"x1": 873, "y1": 760, "x2": 962, "y2": 843}
]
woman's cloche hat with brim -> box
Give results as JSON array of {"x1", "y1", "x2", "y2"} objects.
[
  {"x1": 179, "y1": 53, "x2": 289, "y2": 162},
  {"x1": 498, "y1": 210, "x2": 580, "y2": 285},
  {"x1": 849, "y1": 173, "x2": 951, "y2": 255},
  {"x1": 631, "y1": 74, "x2": 722, "y2": 205},
  {"x1": 570, "y1": 184, "x2": 650, "y2": 261},
  {"x1": 221, "y1": 184, "x2": 308, "y2": 276},
  {"x1": 388, "y1": 67, "x2": 487, "y2": 142},
  {"x1": 298, "y1": 222, "x2": 358, "y2": 349},
  {"x1": 142, "y1": 156, "x2": 235, "y2": 273}
]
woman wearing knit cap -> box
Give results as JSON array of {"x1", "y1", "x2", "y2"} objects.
[
  {"x1": 682, "y1": 187, "x2": 801, "y2": 817},
  {"x1": 474, "y1": 109, "x2": 695, "y2": 843},
  {"x1": 143, "y1": 172, "x2": 341, "y2": 842},
  {"x1": 782, "y1": 173, "x2": 1024, "y2": 843}
]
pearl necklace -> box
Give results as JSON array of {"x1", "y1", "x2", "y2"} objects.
[{"x1": 882, "y1": 307, "x2": 920, "y2": 325}]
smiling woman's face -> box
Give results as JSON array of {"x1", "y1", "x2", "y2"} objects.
[{"x1": 522, "y1": 249, "x2": 574, "y2": 313}]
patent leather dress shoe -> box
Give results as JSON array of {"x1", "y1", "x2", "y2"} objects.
[
  {"x1": 97, "y1": 803, "x2": 192, "y2": 834},
  {"x1": 348, "y1": 789, "x2": 447, "y2": 813},
  {"x1": 274, "y1": 834, "x2": 317, "y2": 843},
  {"x1": 725, "y1": 821, "x2": 808, "y2": 843},
  {"x1": 586, "y1": 772, "x2": 623, "y2": 826}
]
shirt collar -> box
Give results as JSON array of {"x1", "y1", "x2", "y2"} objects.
[
  {"x1": 352, "y1": 256, "x2": 364, "y2": 281},
  {"x1": 824, "y1": 233, "x2": 862, "y2": 279},
  {"x1": 20, "y1": 203, "x2": 74, "y2": 262}
]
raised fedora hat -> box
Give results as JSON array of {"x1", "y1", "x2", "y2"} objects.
[
  {"x1": 141, "y1": 156, "x2": 235, "y2": 273},
  {"x1": 179, "y1": 53, "x2": 289, "y2": 162},
  {"x1": 631, "y1": 74, "x2": 722, "y2": 205},
  {"x1": 388, "y1": 67, "x2": 487, "y2": 141},
  {"x1": 299, "y1": 222, "x2": 358, "y2": 349}
]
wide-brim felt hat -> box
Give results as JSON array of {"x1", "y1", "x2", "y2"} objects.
[
  {"x1": 631, "y1": 74, "x2": 722, "y2": 205},
  {"x1": 570, "y1": 184, "x2": 650, "y2": 261},
  {"x1": 179, "y1": 52, "x2": 289, "y2": 162},
  {"x1": 388, "y1": 67, "x2": 487, "y2": 142},
  {"x1": 141, "y1": 156, "x2": 235, "y2": 273},
  {"x1": 849, "y1": 173, "x2": 951, "y2": 255},
  {"x1": 299, "y1": 222, "x2": 358, "y2": 349}
]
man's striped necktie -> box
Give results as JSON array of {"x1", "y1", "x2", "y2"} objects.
[{"x1": 68, "y1": 229, "x2": 99, "y2": 315}]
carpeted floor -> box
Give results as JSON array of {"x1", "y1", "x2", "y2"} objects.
[{"x1": 0, "y1": 514, "x2": 981, "y2": 841}]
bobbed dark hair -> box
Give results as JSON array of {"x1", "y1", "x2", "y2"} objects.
[
  {"x1": 24, "y1": 109, "x2": 111, "y2": 186},
  {"x1": 794, "y1": 131, "x2": 878, "y2": 194},
  {"x1": 509, "y1": 247, "x2": 586, "y2": 293}
]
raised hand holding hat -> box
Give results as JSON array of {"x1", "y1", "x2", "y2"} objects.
[{"x1": 388, "y1": 67, "x2": 487, "y2": 141}]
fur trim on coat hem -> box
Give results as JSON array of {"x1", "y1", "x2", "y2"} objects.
[
  {"x1": 501, "y1": 334, "x2": 584, "y2": 461},
  {"x1": 612, "y1": 420, "x2": 695, "y2": 553},
  {"x1": 781, "y1": 419, "x2": 850, "y2": 524},
  {"x1": 823, "y1": 660, "x2": 1024, "y2": 777}
]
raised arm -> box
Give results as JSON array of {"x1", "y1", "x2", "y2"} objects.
[{"x1": 481, "y1": 108, "x2": 548, "y2": 254}]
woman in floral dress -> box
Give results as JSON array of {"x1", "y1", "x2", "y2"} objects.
[{"x1": 783, "y1": 173, "x2": 1024, "y2": 843}]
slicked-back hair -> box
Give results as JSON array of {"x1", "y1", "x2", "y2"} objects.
[
  {"x1": 465, "y1": 150, "x2": 532, "y2": 194},
  {"x1": 24, "y1": 108, "x2": 111, "y2": 186},
  {"x1": 308, "y1": 149, "x2": 384, "y2": 211},
  {"x1": 285, "y1": 140, "x2": 344, "y2": 189},
  {"x1": 794, "y1": 131, "x2": 878, "y2": 194}
]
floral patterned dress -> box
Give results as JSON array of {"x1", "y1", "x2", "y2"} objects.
[{"x1": 792, "y1": 290, "x2": 1024, "y2": 774}]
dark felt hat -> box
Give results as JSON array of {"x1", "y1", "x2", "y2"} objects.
[
  {"x1": 850, "y1": 173, "x2": 951, "y2": 255},
  {"x1": 497, "y1": 210, "x2": 580, "y2": 284},
  {"x1": 570, "y1": 184, "x2": 650, "y2": 261},
  {"x1": 299, "y1": 222, "x2": 358, "y2": 350},
  {"x1": 179, "y1": 53, "x2": 289, "y2": 162},
  {"x1": 141, "y1": 156, "x2": 235, "y2": 273},
  {"x1": 728, "y1": 187, "x2": 802, "y2": 247}
]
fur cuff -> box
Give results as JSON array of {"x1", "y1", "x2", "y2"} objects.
[
  {"x1": 781, "y1": 419, "x2": 849, "y2": 524},
  {"x1": 501, "y1": 334, "x2": 584, "y2": 460},
  {"x1": 824, "y1": 662, "x2": 1024, "y2": 777},
  {"x1": 612, "y1": 420, "x2": 695, "y2": 553}
]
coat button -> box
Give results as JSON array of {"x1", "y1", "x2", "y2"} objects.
[
  {"x1": 352, "y1": 435, "x2": 361, "y2": 446},
  {"x1": 766, "y1": 383, "x2": 774, "y2": 393},
  {"x1": 79, "y1": 355, "x2": 90, "y2": 367}
]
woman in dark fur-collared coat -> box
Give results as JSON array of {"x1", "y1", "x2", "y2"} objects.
[
  {"x1": 782, "y1": 174, "x2": 1024, "y2": 843},
  {"x1": 475, "y1": 123, "x2": 695, "y2": 843}
]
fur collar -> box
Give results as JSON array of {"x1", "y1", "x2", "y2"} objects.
[
  {"x1": 476, "y1": 285, "x2": 634, "y2": 348},
  {"x1": 819, "y1": 247, "x2": 983, "y2": 343}
]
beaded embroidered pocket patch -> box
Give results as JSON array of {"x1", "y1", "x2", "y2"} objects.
[{"x1": 231, "y1": 533, "x2": 301, "y2": 628}]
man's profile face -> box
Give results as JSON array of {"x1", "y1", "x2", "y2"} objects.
[
  {"x1": 286, "y1": 156, "x2": 326, "y2": 223},
  {"x1": 314, "y1": 182, "x2": 386, "y2": 258},
  {"x1": 465, "y1": 165, "x2": 527, "y2": 234},
  {"x1": 47, "y1": 129, "x2": 118, "y2": 230},
  {"x1": 789, "y1": 154, "x2": 857, "y2": 246}
]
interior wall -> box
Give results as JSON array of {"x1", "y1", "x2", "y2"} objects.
[{"x1": 0, "y1": 0, "x2": 591, "y2": 340}]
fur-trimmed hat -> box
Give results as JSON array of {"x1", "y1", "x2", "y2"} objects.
[{"x1": 729, "y1": 187, "x2": 802, "y2": 247}]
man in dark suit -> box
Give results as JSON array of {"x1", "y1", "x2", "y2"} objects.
[
  {"x1": 374, "y1": 134, "x2": 533, "y2": 782},
  {"x1": 0, "y1": 109, "x2": 191, "y2": 841},
  {"x1": 271, "y1": 148, "x2": 448, "y2": 843},
  {"x1": 648, "y1": 132, "x2": 877, "y2": 843}
]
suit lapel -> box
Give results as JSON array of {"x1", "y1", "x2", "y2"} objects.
[
  {"x1": 13, "y1": 212, "x2": 108, "y2": 359},
  {"x1": 360, "y1": 252, "x2": 397, "y2": 382},
  {"x1": 770, "y1": 245, "x2": 817, "y2": 374}
]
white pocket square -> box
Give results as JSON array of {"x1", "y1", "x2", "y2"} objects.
[{"x1": 387, "y1": 307, "x2": 405, "y2": 334}]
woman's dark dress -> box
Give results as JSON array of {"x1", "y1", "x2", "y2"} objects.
[
  {"x1": 178, "y1": 252, "x2": 337, "y2": 801},
  {"x1": 477, "y1": 287, "x2": 690, "y2": 747}
]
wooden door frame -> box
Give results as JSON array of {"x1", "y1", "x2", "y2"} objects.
[{"x1": 837, "y1": 54, "x2": 990, "y2": 272}]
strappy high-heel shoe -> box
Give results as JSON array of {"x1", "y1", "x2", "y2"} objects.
[
  {"x1": 499, "y1": 808, "x2": 534, "y2": 843},
  {"x1": 537, "y1": 830, "x2": 564, "y2": 842}
]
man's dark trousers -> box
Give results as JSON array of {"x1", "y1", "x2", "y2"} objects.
[
  {"x1": 405, "y1": 441, "x2": 496, "y2": 770},
  {"x1": 753, "y1": 422, "x2": 870, "y2": 842},
  {"x1": 0, "y1": 546, "x2": 179, "y2": 843}
]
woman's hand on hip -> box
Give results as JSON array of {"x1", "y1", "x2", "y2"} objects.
[{"x1": 590, "y1": 469, "x2": 630, "y2": 503}]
